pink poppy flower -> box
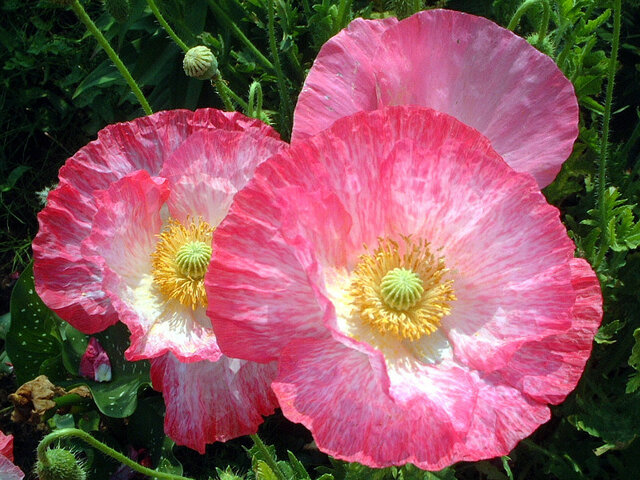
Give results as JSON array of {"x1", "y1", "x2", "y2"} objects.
[
  {"x1": 33, "y1": 109, "x2": 282, "y2": 452},
  {"x1": 292, "y1": 9, "x2": 578, "y2": 188},
  {"x1": 0, "y1": 431, "x2": 24, "y2": 480},
  {"x1": 206, "y1": 106, "x2": 602, "y2": 469}
]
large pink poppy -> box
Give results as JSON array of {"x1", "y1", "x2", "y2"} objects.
[
  {"x1": 33, "y1": 109, "x2": 282, "y2": 451},
  {"x1": 292, "y1": 9, "x2": 578, "y2": 188},
  {"x1": 206, "y1": 106, "x2": 602, "y2": 469},
  {"x1": 0, "y1": 431, "x2": 23, "y2": 480}
]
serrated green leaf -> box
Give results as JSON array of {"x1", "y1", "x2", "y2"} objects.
[
  {"x1": 255, "y1": 460, "x2": 278, "y2": 480},
  {"x1": 286, "y1": 450, "x2": 311, "y2": 479},
  {"x1": 595, "y1": 319, "x2": 625, "y2": 344}
]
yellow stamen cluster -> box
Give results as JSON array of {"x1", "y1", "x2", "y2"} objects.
[
  {"x1": 151, "y1": 218, "x2": 214, "y2": 309},
  {"x1": 350, "y1": 237, "x2": 455, "y2": 341}
]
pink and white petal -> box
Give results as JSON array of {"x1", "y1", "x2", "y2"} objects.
[
  {"x1": 160, "y1": 129, "x2": 287, "y2": 191},
  {"x1": 151, "y1": 353, "x2": 278, "y2": 453},
  {"x1": 291, "y1": 16, "x2": 398, "y2": 143},
  {"x1": 166, "y1": 174, "x2": 237, "y2": 229},
  {"x1": 33, "y1": 184, "x2": 118, "y2": 334},
  {"x1": 0, "y1": 431, "x2": 13, "y2": 461},
  {"x1": 274, "y1": 337, "x2": 471, "y2": 471},
  {"x1": 83, "y1": 172, "x2": 218, "y2": 362},
  {"x1": 496, "y1": 258, "x2": 602, "y2": 404},
  {"x1": 59, "y1": 109, "x2": 281, "y2": 198},
  {"x1": 0, "y1": 457, "x2": 24, "y2": 480},
  {"x1": 293, "y1": 10, "x2": 578, "y2": 187},
  {"x1": 207, "y1": 180, "x2": 330, "y2": 362},
  {"x1": 458, "y1": 373, "x2": 551, "y2": 462}
]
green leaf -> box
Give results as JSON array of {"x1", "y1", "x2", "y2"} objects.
[
  {"x1": 0, "y1": 165, "x2": 30, "y2": 192},
  {"x1": 595, "y1": 319, "x2": 625, "y2": 344},
  {"x1": 255, "y1": 460, "x2": 279, "y2": 480},
  {"x1": 0, "y1": 312, "x2": 11, "y2": 340},
  {"x1": 6, "y1": 263, "x2": 63, "y2": 384},
  {"x1": 86, "y1": 322, "x2": 150, "y2": 417},
  {"x1": 286, "y1": 450, "x2": 311, "y2": 479}
]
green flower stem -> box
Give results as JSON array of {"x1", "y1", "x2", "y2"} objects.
[
  {"x1": 508, "y1": 0, "x2": 551, "y2": 49},
  {"x1": 38, "y1": 428, "x2": 193, "y2": 480},
  {"x1": 146, "y1": 0, "x2": 190, "y2": 53},
  {"x1": 595, "y1": 0, "x2": 621, "y2": 269},
  {"x1": 70, "y1": 0, "x2": 152, "y2": 116},
  {"x1": 267, "y1": 0, "x2": 292, "y2": 136},
  {"x1": 249, "y1": 434, "x2": 287, "y2": 480},
  {"x1": 206, "y1": 0, "x2": 275, "y2": 72},
  {"x1": 214, "y1": 78, "x2": 235, "y2": 111}
]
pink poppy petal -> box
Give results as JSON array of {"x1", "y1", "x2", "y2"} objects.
[
  {"x1": 292, "y1": 16, "x2": 398, "y2": 143},
  {"x1": 34, "y1": 184, "x2": 118, "y2": 333},
  {"x1": 151, "y1": 353, "x2": 278, "y2": 452},
  {"x1": 274, "y1": 338, "x2": 465, "y2": 469},
  {"x1": 83, "y1": 171, "x2": 219, "y2": 362},
  {"x1": 496, "y1": 258, "x2": 602, "y2": 404},
  {"x1": 0, "y1": 431, "x2": 14, "y2": 462},
  {"x1": 293, "y1": 10, "x2": 578, "y2": 187},
  {"x1": 0, "y1": 456, "x2": 24, "y2": 480}
]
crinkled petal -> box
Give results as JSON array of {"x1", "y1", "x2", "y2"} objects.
[
  {"x1": 496, "y1": 258, "x2": 602, "y2": 404},
  {"x1": 83, "y1": 171, "x2": 220, "y2": 362},
  {"x1": 34, "y1": 109, "x2": 279, "y2": 335},
  {"x1": 0, "y1": 431, "x2": 14, "y2": 462},
  {"x1": 34, "y1": 183, "x2": 119, "y2": 333},
  {"x1": 150, "y1": 352, "x2": 278, "y2": 452},
  {"x1": 292, "y1": 9, "x2": 578, "y2": 187},
  {"x1": 0, "y1": 457, "x2": 24, "y2": 480}
]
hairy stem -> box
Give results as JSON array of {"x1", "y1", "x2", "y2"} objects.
[
  {"x1": 146, "y1": 0, "x2": 190, "y2": 52},
  {"x1": 38, "y1": 428, "x2": 192, "y2": 480},
  {"x1": 267, "y1": 0, "x2": 292, "y2": 136},
  {"x1": 207, "y1": 0, "x2": 275, "y2": 72},
  {"x1": 70, "y1": 0, "x2": 152, "y2": 115}
]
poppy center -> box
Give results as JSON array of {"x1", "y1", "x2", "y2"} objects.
[
  {"x1": 350, "y1": 237, "x2": 455, "y2": 341},
  {"x1": 151, "y1": 218, "x2": 214, "y2": 309}
]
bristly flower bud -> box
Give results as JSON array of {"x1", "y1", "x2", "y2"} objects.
[
  {"x1": 103, "y1": 0, "x2": 131, "y2": 23},
  {"x1": 36, "y1": 448, "x2": 87, "y2": 480},
  {"x1": 183, "y1": 46, "x2": 219, "y2": 80}
]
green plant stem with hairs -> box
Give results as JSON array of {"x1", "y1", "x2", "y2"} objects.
[
  {"x1": 145, "y1": 0, "x2": 190, "y2": 52},
  {"x1": 267, "y1": 0, "x2": 293, "y2": 137},
  {"x1": 38, "y1": 428, "x2": 193, "y2": 480},
  {"x1": 507, "y1": 0, "x2": 551, "y2": 50},
  {"x1": 69, "y1": 0, "x2": 153, "y2": 115},
  {"x1": 207, "y1": 0, "x2": 275, "y2": 72},
  {"x1": 594, "y1": 0, "x2": 622, "y2": 269}
]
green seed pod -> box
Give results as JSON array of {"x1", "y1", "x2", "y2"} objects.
[
  {"x1": 183, "y1": 46, "x2": 219, "y2": 80},
  {"x1": 36, "y1": 448, "x2": 87, "y2": 480},
  {"x1": 103, "y1": 0, "x2": 131, "y2": 23}
]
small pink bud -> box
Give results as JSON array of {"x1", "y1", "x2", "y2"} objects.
[{"x1": 79, "y1": 338, "x2": 112, "y2": 382}]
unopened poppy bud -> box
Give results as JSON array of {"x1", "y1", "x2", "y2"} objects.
[
  {"x1": 183, "y1": 46, "x2": 218, "y2": 80},
  {"x1": 79, "y1": 338, "x2": 112, "y2": 382},
  {"x1": 103, "y1": 0, "x2": 130, "y2": 23},
  {"x1": 36, "y1": 448, "x2": 86, "y2": 480}
]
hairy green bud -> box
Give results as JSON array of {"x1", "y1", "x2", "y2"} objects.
[
  {"x1": 183, "y1": 46, "x2": 219, "y2": 80},
  {"x1": 103, "y1": 0, "x2": 131, "y2": 23},
  {"x1": 36, "y1": 448, "x2": 87, "y2": 480}
]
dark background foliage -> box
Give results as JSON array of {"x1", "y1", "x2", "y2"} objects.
[{"x1": 1, "y1": 0, "x2": 640, "y2": 478}]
